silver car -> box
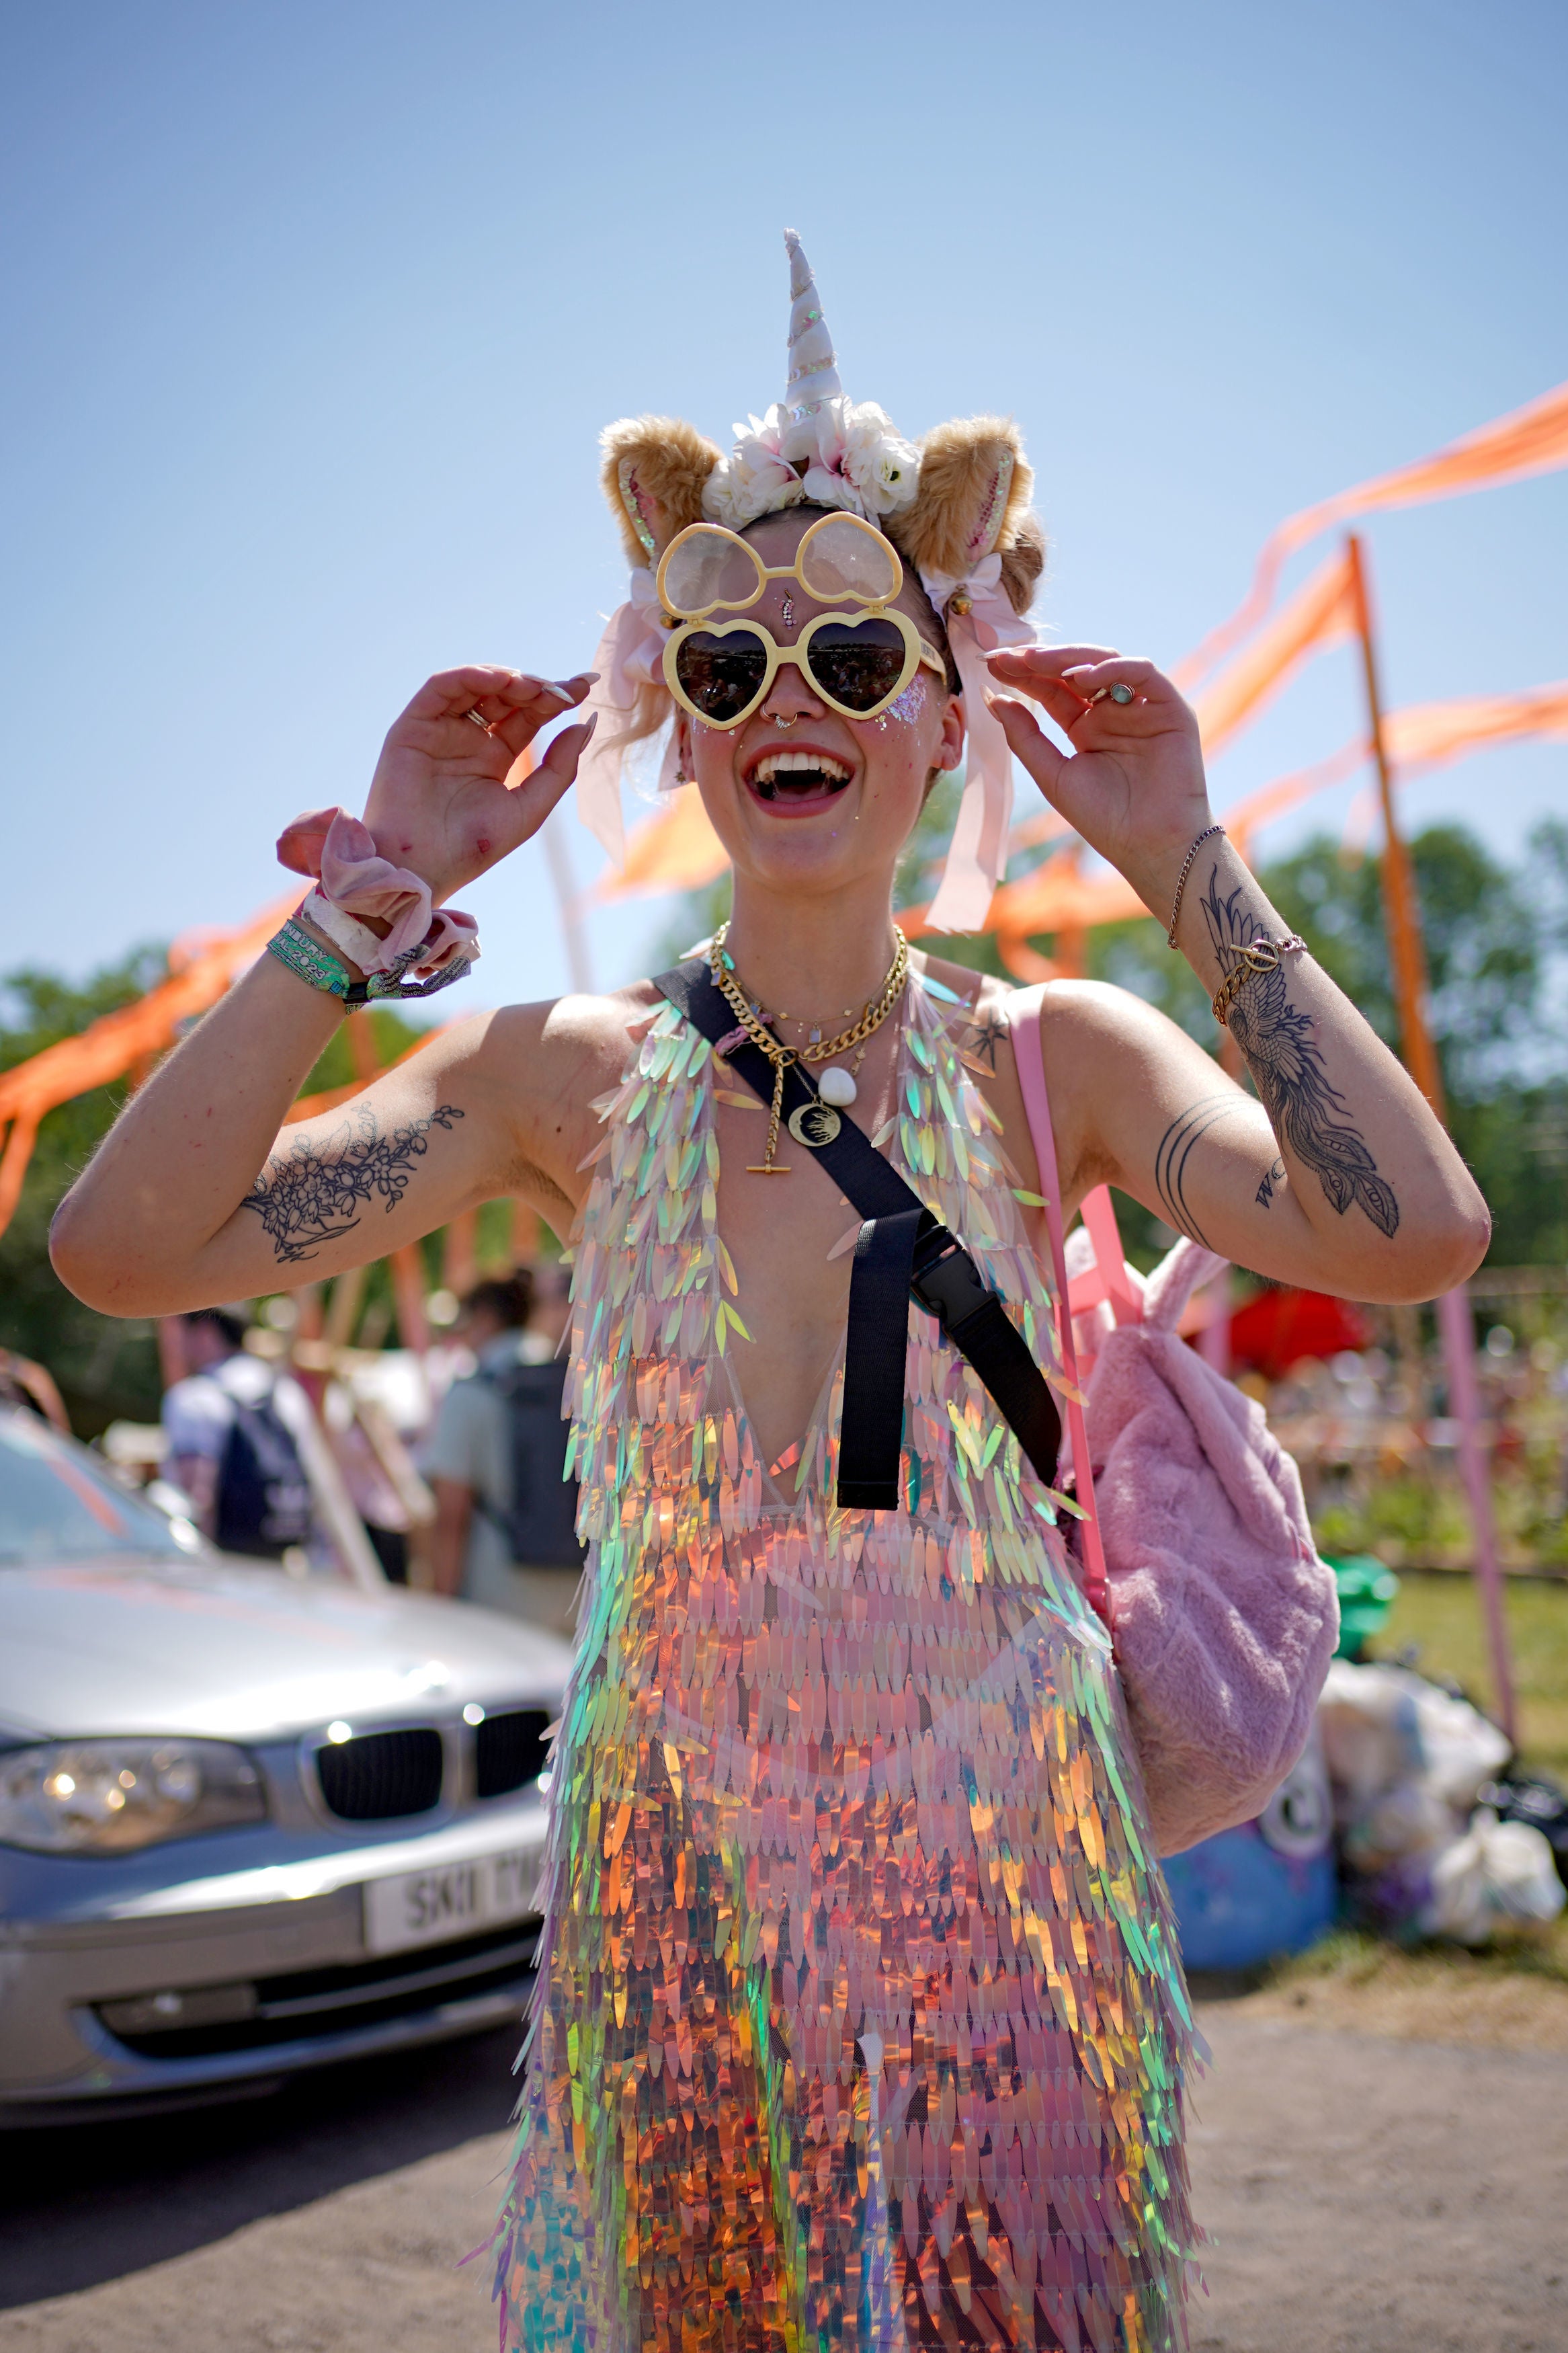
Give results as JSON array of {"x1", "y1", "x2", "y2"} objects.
[{"x1": 0, "y1": 1404, "x2": 571, "y2": 2124}]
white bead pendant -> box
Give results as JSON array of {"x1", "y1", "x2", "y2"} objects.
[{"x1": 818, "y1": 1065, "x2": 858, "y2": 1108}]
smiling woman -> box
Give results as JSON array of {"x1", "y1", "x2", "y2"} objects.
[{"x1": 47, "y1": 230, "x2": 1489, "y2": 2351}]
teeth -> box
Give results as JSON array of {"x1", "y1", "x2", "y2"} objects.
[{"x1": 754, "y1": 752, "x2": 850, "y2": 785}]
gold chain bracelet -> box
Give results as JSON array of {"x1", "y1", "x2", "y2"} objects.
[{"x1": 1211, "y1": 932, "x2": 1307, "y2": 1028}]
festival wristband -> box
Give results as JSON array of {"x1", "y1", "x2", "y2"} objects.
[{"x1": 267, "y1": 915, "x2": 476, "y2": 1009}]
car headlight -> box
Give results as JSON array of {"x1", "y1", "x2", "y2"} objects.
[{"x1": 0, "y1": 1739, "x2": 266, "y2": 1854}]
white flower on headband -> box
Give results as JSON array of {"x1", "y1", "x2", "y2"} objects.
[
  {"x1": 838, "y1": 401, "x2": 921, "y2": 519},
  {"x1": 702, "y1": 407, "x2": 803, "y2": 532},
  {"x1": 795, "y1": 398, "x2": 921, "y2": 524}
]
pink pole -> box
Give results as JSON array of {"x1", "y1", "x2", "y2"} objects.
[
  {"x1": 1197, "y1": 1268, "x2": 1231, "y2": 1376},
  {"x1": 1434, "y1": 1283, "x2": 1518, "y2": 1746}
]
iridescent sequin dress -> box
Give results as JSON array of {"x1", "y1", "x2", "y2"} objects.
[{"x1": 491, "y1": 972, "x2": 1200, "y2": 2352}]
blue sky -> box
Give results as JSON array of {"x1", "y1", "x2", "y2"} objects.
[{"x1": 3, "y1": 0, "x2": 1563, "y2": 1014}]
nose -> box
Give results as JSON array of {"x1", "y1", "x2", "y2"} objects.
[{"x1": 760, "y1": 649, "x2": 824, "y2": 726}]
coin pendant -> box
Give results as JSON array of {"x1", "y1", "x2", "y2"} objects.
[{"x1": 786, "y1": 1101, "x2": 842, "y2": 1150}]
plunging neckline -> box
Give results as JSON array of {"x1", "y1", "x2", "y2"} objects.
[{"x1": 708, "y1": 965, "x2": 971, "y2": 1514}]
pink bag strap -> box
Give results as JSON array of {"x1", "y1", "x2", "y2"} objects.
[{"x1": 1009, "y1": 986, "x2": 1111, "y2": 1624}]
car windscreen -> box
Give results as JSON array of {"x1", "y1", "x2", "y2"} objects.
[{"x1": 0, "y1": 1412, "x2": 190, "y2": 1563}]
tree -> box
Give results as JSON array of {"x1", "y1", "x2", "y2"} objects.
[{"x1": 0, "y1": 957, "x2": 427, "y2": 1435}]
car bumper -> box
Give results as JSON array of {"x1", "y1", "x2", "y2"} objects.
[{"x1": 0, "y1": 1802, "x2": 548, "y2": 2125}]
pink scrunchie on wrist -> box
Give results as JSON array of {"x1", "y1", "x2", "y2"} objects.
[{"x1": 276, "y1": 808, "x2": 480, "y2": 979}]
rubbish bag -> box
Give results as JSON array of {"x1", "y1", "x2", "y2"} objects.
[
  {"x1": 1421, "y1": 1809, "x2": 1566, "y2": 1944},
  {"x1": 1479, "y1": 1773, "x2": 1568, "y2": 1894}
]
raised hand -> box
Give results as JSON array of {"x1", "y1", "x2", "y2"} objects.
[
  {"x1": 361, "y1": 666, "x2": 599, "y2": 904},
  {"x1": 984, "y1": 645, "x2": 1211, "y2": 920}
]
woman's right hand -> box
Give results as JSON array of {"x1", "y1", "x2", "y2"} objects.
[{"x1": 360, "y1": 666, "x2": 598, "y2": 903}]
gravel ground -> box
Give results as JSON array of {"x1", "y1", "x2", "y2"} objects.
[{"x1": 2, "y1": 2001, "x2": 1564, "y2": 2352}]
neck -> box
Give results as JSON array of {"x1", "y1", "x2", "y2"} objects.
[{"x1": 723, "y1": 868, "x2": 903, "y2": 1021}]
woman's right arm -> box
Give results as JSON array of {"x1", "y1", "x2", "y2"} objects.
[{"x1": 50, "y1": 663, "x2": 617, "y2": 1315}]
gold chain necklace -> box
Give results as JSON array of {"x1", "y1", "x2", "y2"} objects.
[{"x1": 708, "y1": 922, "x2": 909, "y2": 1173}]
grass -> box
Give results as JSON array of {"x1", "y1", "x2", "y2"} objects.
[
  {"x1": 1364, "y1": 1568, "x2": 1568, "y2": 1780},
  {"x1": 1243, "y1": 1921, "x2": 1568, "y2": 2051}
]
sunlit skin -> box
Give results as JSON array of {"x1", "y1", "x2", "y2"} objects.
[{"x1": 52, "y1": 507, "x2": 1489, "y2": 1478}]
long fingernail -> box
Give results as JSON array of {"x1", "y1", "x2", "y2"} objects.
[{"x1": 579, "y1": 710, "x2": 598, "y2": 737}]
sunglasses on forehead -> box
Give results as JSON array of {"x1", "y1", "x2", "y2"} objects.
[{"x1": 655, "y1": 514, "x2": 948, "y2": 729}]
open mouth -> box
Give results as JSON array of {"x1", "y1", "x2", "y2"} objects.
[{"x1": 747, "y1": 750, "x2": 853, "y2": 807}]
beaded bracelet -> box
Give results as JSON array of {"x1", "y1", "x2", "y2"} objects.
[
  {"x1": 1166, "y1": 822, "x2": 1225, "y2": 947},
  {"x1": 1211, "y1": 932, "x2": 1307, "y2": 1028},
  {"x1": 267, "y1": 916, "x2": 475, "y2": 1009}
]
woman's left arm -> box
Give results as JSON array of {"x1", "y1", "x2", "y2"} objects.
[{"x1": 986, "y1": 643, "x2": 1491, "y2": 1303}]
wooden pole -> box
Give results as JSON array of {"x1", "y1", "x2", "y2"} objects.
[{"x1": 1346, "y1": 534, "x2": 1516, "y2": 1743}]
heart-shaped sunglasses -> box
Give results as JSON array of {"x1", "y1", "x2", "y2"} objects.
[{"x1": 655, "y1": 514, "x2": 948, "y2": 729}]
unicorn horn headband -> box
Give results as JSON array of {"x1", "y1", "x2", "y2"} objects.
[{"x1": 574, "y1": 231, "x2": 1044, "y2": 928}]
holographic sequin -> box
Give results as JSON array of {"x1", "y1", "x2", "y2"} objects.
[{"x1": 491, "y1": 978, "x2": 1201, "y2": 2351}]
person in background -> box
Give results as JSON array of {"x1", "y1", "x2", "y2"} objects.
[
  {"x1": 161, "y1": 1306, "x2": 314, "y2": 1558},
  {"x1": 423, "y1": 1265, "x2": 583, "y2": 1632}
]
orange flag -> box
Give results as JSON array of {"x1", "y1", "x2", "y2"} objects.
[
  {"x1": 596, "y1": 785, "x2": 729, "y2": 902},
  {"x1": 1190, "y1": 546, "x2": 1359, "y2": 761},
  {"x1": 1175, "y1": 378, "x2": 1568, "y2": 692},
  {"x1": 0, "y1": 891, "x2": 295, "y2": 1240}
]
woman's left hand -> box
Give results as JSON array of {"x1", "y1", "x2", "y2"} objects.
[{"x1": 984, "y1": 645, "x2": 1210, "y2": 920}]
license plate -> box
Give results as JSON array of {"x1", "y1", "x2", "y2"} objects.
[{"x1": 362, "y1": 1845, "x2": 538, "y2": 1956}]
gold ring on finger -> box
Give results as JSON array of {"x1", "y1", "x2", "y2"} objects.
[
  {"x1": 462, "y1": 707, "x2": 492, "y2": 733},
  {"x1": 1090, "y1": 682, "x2": 1136, "y2": 706}
]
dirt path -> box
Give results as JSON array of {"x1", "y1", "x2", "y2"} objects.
[{"x1": 2, "y1": 2007, "x2": 1564, "y2": 2352}]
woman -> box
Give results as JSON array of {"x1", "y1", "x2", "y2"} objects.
[{"x1": 54, "y1": 239, "x2": 1487, "y2": 2351}]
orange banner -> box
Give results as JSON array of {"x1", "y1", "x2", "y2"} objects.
[
  {"x1": 1174, "y1": 378, "x2": 1568, "y2": 691},
  {"x1": 0, "y1": 892, "x2": 295, "y2": 1240},
  {"x1": 1191, "y1": 546, "x2": 1359, "y2": 761}
]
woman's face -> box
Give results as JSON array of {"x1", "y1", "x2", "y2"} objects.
[{"x1": 676, "y1": 510, "x2": 966, "y2": 898}]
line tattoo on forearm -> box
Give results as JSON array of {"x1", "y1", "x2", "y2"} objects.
[
  {"x1": 1154, "y1": 1094, "x2": 1247, "y2": 1247},
  {"x1": 1201, "y1": 870, "x2": 1400, "y2": 1238},
  {"x1": 241, "y1": 1105, "x2": 465, "y2": 1264}
]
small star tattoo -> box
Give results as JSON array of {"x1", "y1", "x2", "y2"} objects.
[{"x1": 960, "y1": 1014, "x2": 1007, "y2": 1072}]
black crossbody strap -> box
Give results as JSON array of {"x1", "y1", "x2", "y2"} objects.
[{"x1": 653, "y1": 960, "x2": 1061, "y2": 1509}]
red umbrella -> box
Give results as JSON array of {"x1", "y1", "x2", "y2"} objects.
[{"x1": 1226, "y1": 1287, "x2": 1372, "y2": 1380}]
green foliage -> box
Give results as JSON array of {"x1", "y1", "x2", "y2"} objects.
[
  {"x1": 0, "y1": 949, "x2": 171, "y2": 1434},
  {"x1": 0, "y1": 955, "x2": 432, "y2": 1435}
]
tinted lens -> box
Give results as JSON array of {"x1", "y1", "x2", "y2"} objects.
[
  {"x1": 807, "y1": 619, "x2": 908, "y2": 712},
  {"x1": 661, "y1": 528, "x2": 764, "y2": 616},
  {"x1": 798, "y1": 514, "x2": 900, "y2": 604},
  {"x1": 675, "y1": 631, "x2": 768, "y2": 721}
]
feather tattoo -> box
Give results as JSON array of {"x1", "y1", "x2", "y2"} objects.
[{"x1": 1201, "y1": 871, "x2": 1399, "y2": 1238}]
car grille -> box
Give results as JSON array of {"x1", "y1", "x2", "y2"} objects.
[
  {"x1": 93, "y1": 1922, "x2": 540, "y2": 2060},
  {"x1": 475, "y1": 1707, "x2": 552, "y2": 1799},
  {"x1": 317, "y1": 1728, "x2": 444, "y2": 1821}
]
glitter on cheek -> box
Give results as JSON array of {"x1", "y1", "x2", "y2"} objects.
[{"x1": 881, "y1": 676, "x2": 927, "y2": 729}]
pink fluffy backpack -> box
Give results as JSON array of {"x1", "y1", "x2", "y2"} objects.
[{"x1": 1011, "y1": 986, "x2": 1340, "y2": 1857}]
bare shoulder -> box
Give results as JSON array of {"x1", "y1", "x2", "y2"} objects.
[
  {"x1": 429, "y1": 979, "x2": 664, "y2": 1215},
  {"x1": 915, "y1": 960, "x2": 1191, "y2": 1207}
]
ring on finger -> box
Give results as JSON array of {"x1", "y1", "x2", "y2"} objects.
[
  {"x1": 1091, "y1": 682, "x2": 1137, "y2": 706},
  {"x1": 462, "y1": 707, "x2": 493, "y2": 733}
]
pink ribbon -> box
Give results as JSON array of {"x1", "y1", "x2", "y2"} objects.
[
  {"x1": 575, "y1": 571, "x2": 677, "y2": 863},
  {"x1": 919, "y1": 555, "x2": 1035, "y2": 932},
  {"x1": 276, "y1": 809, "x2": 479, "y2": 978}
]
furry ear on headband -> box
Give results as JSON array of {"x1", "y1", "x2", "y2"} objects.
[
  {"x1": 890, "y1": 415, "x2": 1044, "y2": 617},
  {"x1": 600, "y1": 416, "x2": 724, "y2": 569}
]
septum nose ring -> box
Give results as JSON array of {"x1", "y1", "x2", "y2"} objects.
[{"x1": 773, "y1": 713, "x2": 800, "y2": 730}]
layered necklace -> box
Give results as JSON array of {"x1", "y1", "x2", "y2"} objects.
[{"x1": 708, "y1": 921, "x2": 909, "y2": 1174}]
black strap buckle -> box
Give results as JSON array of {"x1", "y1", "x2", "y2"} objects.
[{"x1": 909, "y1": 1229, "x2": 993, "y2": 1336}]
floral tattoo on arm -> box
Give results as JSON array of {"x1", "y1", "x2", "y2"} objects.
[
  {"x1": 1200, "y1": 870, "x2": 1400, "y2": 1238},
  {"x1": 241, "y1": 1105, "x2": 465, "y2": 1264}
]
